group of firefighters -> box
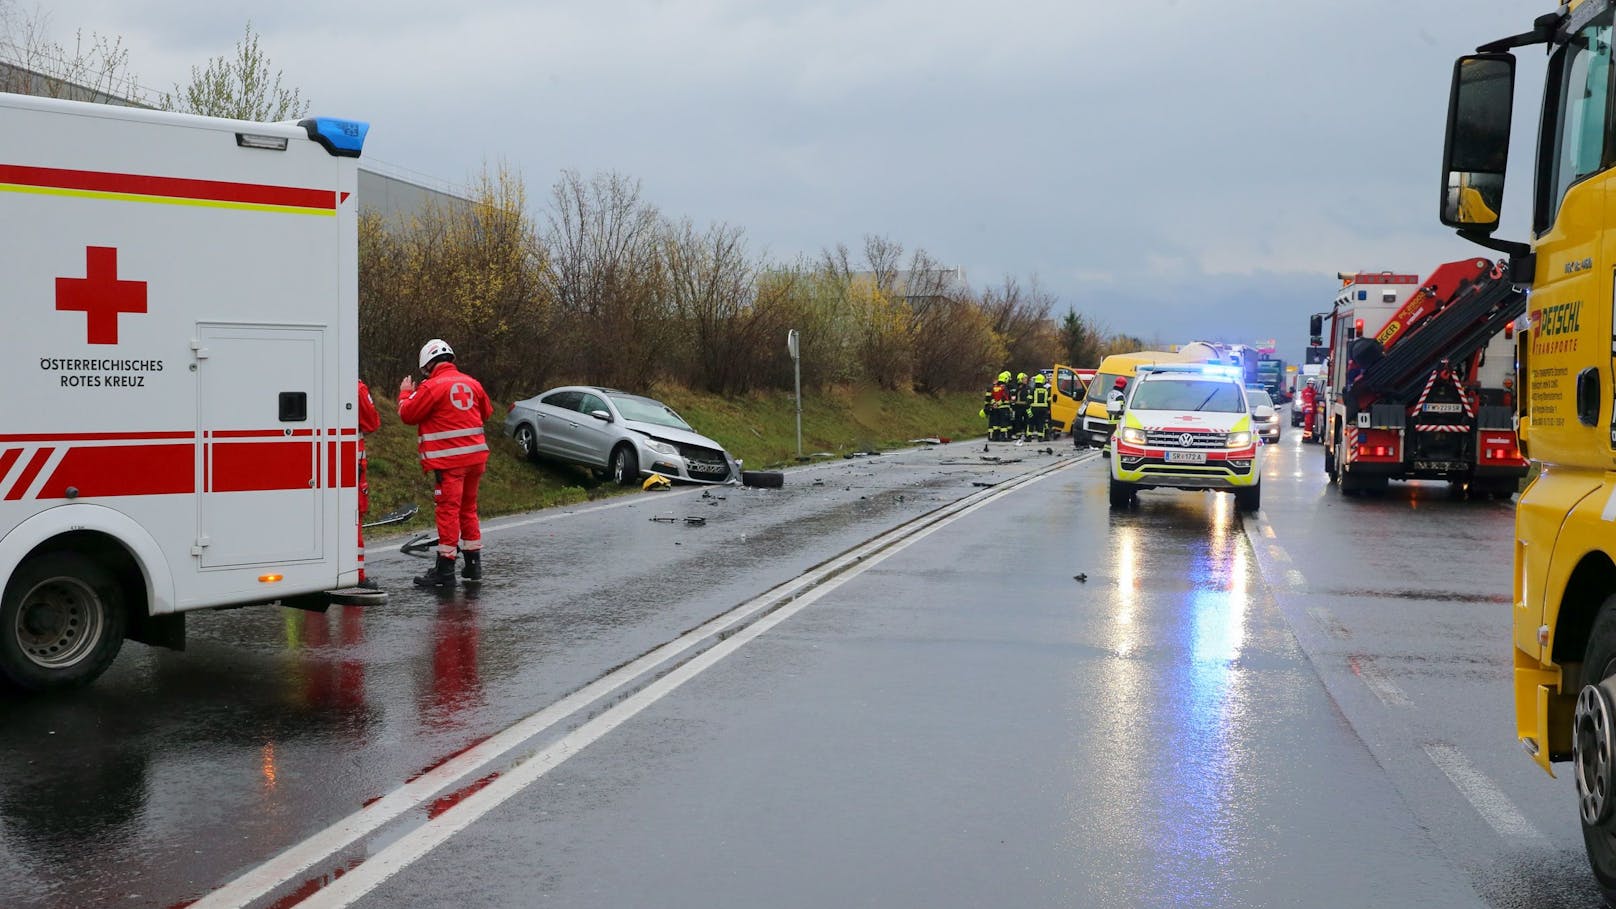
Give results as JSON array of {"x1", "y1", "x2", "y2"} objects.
[{"x1": 982, "y1": 370, "x2": 1054, "y2": 443}]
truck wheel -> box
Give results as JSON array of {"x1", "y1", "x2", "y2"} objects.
[
  {"x1": 1324, "y1": 446, "x2": 1337, "y2": 482},
  {"x1": 1577, "y1": 600, "x2": 1616, "y2": 904},
  {"x1": 0, "y1": 552, "x2": 127, "y2": 691},
  {"x1": 1108, "y1": 475, "x2": 1136, "y2": 508},
  {"x1": 1234, "y1": 482, "x2": 1261, "y2": 513}
]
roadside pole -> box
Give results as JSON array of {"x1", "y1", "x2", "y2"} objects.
[{"x1": 788, "y1": 329, "x2": 802, "y2": 459}]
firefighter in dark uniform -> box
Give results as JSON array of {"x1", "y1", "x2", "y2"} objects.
[
  {"x1": 989, "y1": 371, "x2": 1013, "y2": 441},
  {"x1": 1028, "y1": 373, "x2": 1052, "y2": 442},
  {"x1": 1012, "y1": 372, "x2": 1031, "y2": 441}
]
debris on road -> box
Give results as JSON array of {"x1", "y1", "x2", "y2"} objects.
[
  {"x1": 642, "y1": 474, "x2": 673, "y2": 492},
  {"x1": 364, "y1": 503, "x2": 419, "y2": 528},
  {"x1": 971, "y1": 480, "x2": 997, "y2": 488},
  {"x1": 909, "y1": 437, "x2": 952, "y2": 445},
  {"x1": 1073, "y1": 573, "x2": 1088, "y2": 583},
  {"x1": 741, "y1": 470, "x2": 784, "y2": 489}
]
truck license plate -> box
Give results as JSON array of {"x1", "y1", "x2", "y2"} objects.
[
  {"x1": 1165, "y1": 451, "x2": 1206, "y2": 464},
  {"x1": 1413, "y1": 460, "x2": 1464, "y2": 471},
  {"x1": 1422, "y1": 402, "x2": 1463, "y2": 413}
]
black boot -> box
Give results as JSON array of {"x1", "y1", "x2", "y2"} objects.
[
  {"x1": 462, "y1": 551, "x2": 482, "y2": 584},
  {"x1": 414, "y1": 555, "x2": 456, "y2": 589}
]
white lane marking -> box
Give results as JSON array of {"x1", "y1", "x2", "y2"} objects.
[
  {"x1": 1423, "y1": 743, "x2": 1549, "y2": 846},
  {"x1": 1266, "y1": 545, "x2": 1292, "y2": 564},
  {"x1": 1348, "y1": 654, "x2": 1411, "y2": 707},
  {"x1": 1285, "y1": 568, "x2": 1306, "y2": 589},
  {"x1": 294, "y1": 455, "x2": 1078, "y2": 909},
  {"x1": 193, "y1": 451, "x2": 1092, "y2": 909}
]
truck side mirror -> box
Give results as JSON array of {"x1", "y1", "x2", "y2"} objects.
[
  {"x1": 1440, "y1": 53, "x2": 1515, "y2": 232},
  {"x1": 1308, "y1": 314, "x2": 1323, "y2": 345}
]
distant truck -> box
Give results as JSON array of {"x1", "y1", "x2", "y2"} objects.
[
  {"x1": 1318, "y1": 261, "x2": 1527, "y2": 496},
  {"x1": 0, "y1": 92, "x2": 369, "y2": 690}
]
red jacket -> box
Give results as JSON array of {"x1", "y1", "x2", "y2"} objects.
[
  {"x1": 358, "y1": 380, "x2": 381, "y2": 437},
  {"x1": 398, "y1": 362, "x2": 494, "y2": 470}
]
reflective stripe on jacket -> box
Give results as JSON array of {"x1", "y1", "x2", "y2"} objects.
[{"x1": 398, "y1": 362, "x2": 494, "y2": 470}]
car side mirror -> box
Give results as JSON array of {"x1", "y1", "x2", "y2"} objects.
[
  {"x1": 1254, "y1": 405, "x2": 1275, "y2": 421},
  {"x1": 590, "y1": 410, "x2": 612, "y2": 422}
]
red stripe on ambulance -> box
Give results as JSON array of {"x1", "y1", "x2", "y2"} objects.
[
  {"x1": 38, "y1": 444, "x2": 193, "y2": 498},
  {"x1": 209, "y1": 441, "x2": 316, "y2": 493},
  {"x1": 0, "y1": 163, "x2": 336, "y2": 210},
  {"x1": 5, "y1": 449, "x2": 54, "y2": 501}
]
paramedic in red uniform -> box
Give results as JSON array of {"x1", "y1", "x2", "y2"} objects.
[
  {"x1": 398, "y1": 339, "x2": 493, "y2": 589},
  {"x1": 357, "y1": 380, "x2": 382, "y2": 589},
  {"x1": 1300, "y1": 380, "x2": 1319, "y2": 439}
]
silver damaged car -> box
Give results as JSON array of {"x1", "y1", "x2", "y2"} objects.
[{"x1": 504, "y1": 386, "x2": 739, "y2": 485}]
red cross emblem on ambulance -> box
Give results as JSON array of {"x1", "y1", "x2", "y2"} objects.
[
  {"x1": 449, "y1": 382, "x2": 475, "y2": 411},
  {"x1": 56, "y1": 246, "x2": 147, "y2": 345}
]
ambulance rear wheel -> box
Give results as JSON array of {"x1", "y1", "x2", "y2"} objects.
[{"x1": 0, "y1": 552, "x2": 126, "y2": 691}]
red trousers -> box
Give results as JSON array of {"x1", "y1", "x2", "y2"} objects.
[{"x1": 432, "y1": 463, "x2": 486, "y2": 558}]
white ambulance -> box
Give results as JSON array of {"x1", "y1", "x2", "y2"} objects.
[{"x1": 0, "y1": 92, "x2": 368, "y2": 690}]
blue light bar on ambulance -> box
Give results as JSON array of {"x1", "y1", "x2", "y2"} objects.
[
  {"x1": 298, "y1": 117, "x2": 370, "y2": 158},
  {"x1": 1139, "y1": 363, "x2": 1244, "y2": 378}
]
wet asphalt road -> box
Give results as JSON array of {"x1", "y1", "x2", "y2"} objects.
[{"x1": 0, "y1": 428, "x2": 1604, "y2": 907}]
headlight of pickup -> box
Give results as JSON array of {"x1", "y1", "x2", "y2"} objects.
[
  {"x1": 643, "y1": 438, "x2": 679, "y2": 457},
  {"x1": 1225, "y1": 431, "x2": 1252, "y2": 448},
  {"x1": 1119, "y1": 427, "x2": 1147, "y2": 445}
]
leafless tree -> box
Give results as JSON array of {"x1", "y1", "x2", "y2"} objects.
[
  {"x1": 0, "y1": 5, "x2": 142, "y2": 104},
  {"x1": 544, "y1": 170, "x2": 669, "y2": 389}
]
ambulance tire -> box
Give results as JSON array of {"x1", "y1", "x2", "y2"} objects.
[
  {"x1": 1577, "y1": 599, "x2": 1616, "y2": 904},
  {"x1": 1108, "y1": 475, "x2": 1136, "y2": 508},
  {"x1": 610, "y1": 444, "x2": 640, "y2": 487},
  {"x1": 1234, "y1": 482, "x2": 1261, "y2": 513},
  {"x1": 0, "y1": 552, "x2": 126, "y2": 692}
]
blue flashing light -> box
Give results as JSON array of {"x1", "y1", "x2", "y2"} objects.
[
  {"x1": 298, "y1": 117, "x2": 369, "y2": 158},
  {"x1": 1139, "y1": 363, "x2": 1243, "y2": 379}
]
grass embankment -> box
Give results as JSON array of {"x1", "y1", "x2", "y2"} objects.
[{"x1": 363, "y1": 387, "x2": 986, "y2": 534}]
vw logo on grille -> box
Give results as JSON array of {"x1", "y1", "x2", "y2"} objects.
[{"x1": 1179, "y1": 433, "x2": 1194, "y2": 447}]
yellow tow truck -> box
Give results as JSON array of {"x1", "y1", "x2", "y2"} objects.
[{"x1": 1443, "y1": 2, "x2": 1616, "y2": 897}]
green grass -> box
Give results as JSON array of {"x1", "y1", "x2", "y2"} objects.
[{"x1": 362, "y1": 387, "x2": 987, "y2": 535}]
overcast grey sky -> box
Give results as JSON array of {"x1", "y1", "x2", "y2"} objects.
[{"x1": 23, "y1": 0, "x2": 1549, "y2": 363}]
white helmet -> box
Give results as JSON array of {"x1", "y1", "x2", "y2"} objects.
[{"x1": 418, "y1": 338, "x2": 454, "y2": 370}]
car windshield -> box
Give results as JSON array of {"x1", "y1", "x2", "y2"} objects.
[
  {"x1": 1248, "y1": 390, "x2": 1273, "y2": 408},
  {"x1": 1129, "y1": 379, "x2": 1245, "y2": 413},
  {"x1": 609, "y1": 394, "x2": 692, "y2": 430},
  {"x1": 1083, "y1": 373, "x2": 1125, "y2": 405}
]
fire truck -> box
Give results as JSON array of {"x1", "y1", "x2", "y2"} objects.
[
  {"x1": 0, "y1": 92, "x2": 369, "y2": 690},
  {"x1": 1439, "y1": 3, "x2": 1616, "y2": 894},
  {"x1": 1317, "y1": 262, "x2": 1528, "y2": 496}
]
